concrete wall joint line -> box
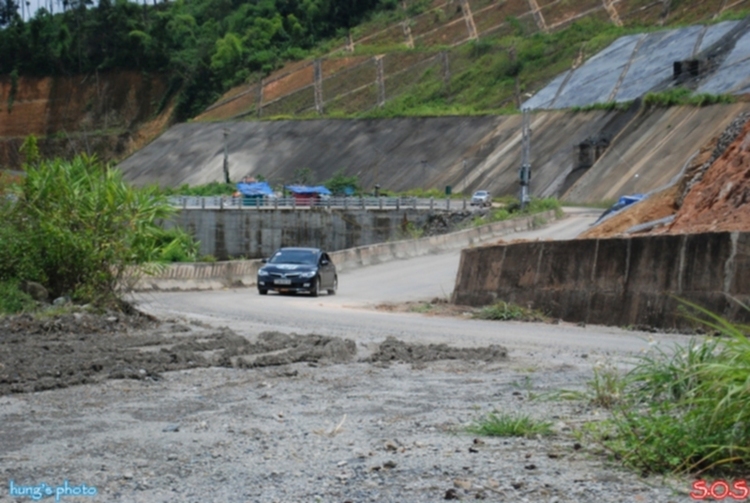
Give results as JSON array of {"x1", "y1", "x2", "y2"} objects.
[
  {"x1": 459, "y1": 0, "x2": 478, "y2": 40},
  {"x1": 608, "y1": 34, "x2": 647, "y2": 102},
  {"x1": 585, "y1": 239, "x2": 600, "y2": 324},
  {"x1": 624, "y1": 237, "x2": 632, "y2": 287},
  {"x1": 603, "y1": 0, "x2": 623, "y2": 27},
  {"x1": 526, "y1": 0, "x2": 548, "y2": 32},
  {"x1": 693, "y1": 25, "x2": 709, "y2": 57},
  {"x1": 534, "y1": 242, "x2": 545, "y2": 288},
  {"x1": 724, "y1": 231, "x2": 739, "y2": 295},
  {"x1": 677, "y1": 234, "x2": 687, "y2": 294}
]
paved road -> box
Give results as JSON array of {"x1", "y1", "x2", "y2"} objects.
[{"x1": 134, "y1": 210, "x2": 687, "y2": 365}]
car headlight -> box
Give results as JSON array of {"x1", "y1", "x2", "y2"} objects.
[
  {"x1": 299, "y1": 271, "x2": 316, "y2": 278},
  {"x1": 258, "y1": 269, "x2": 269, "y2": 276}
]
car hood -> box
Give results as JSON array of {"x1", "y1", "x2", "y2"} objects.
[{"x1": 260, "y1": 264, "x2": 317, "y2": 274}]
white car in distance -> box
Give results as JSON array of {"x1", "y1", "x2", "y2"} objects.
[{"x1": 470, "y1": 190, "x2": 492, "y2": 207}]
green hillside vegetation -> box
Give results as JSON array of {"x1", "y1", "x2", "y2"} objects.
[
  {"x1": 0, "y1": 0, "x2": 398, "y2": 120},
  {"x1": 2, "y1": 1, "x2": 747, "y2": 126}
]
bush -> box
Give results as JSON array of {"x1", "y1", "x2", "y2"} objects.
[
  {"x1": 0, "y1": 281, "x2": 36, "y2": 315},
  {"x1": 472, "y1": 197, "x2": 563, "y2": 227},
  {"x1": 473, "y1": 301, "x2": 547, "y2": 322},
  {"x1": 0, "y1": 154, "x2": 198, "y2": 306},
  {"x1": 590, "y1": 300, "x2": 750, "y2": 475}
]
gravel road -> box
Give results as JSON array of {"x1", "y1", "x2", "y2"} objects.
[{"x1": 1, "y1": 213, "x2": 696, "y2": 502}]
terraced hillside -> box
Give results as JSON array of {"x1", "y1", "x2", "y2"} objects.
[
  {"x1": 198, "y1": 0, "x2": 750, "y2": 121},
  {"x1": 2, "y1": 0, "x2": 749, "y2": 175}
]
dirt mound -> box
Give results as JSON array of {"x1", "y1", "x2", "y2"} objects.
[
  {"x1": 3, "y1": 311, "x2": 509, "y2": 396},
  {"x1": 228, "y1": 332, "x2": 357, "y2": 368},
  {"x1": 580, "y1": 186, "x2": 679, "y2": 238},
  {"x1": 0, "y1": 310, "x2": 156, "y2": 335},
  {"x1": 0, "y1": 310, "x2": 362, "y2": 395},
  {"x1": 422, "y1": 211, "x2": 476, "y2": 236},
  {"x1": 366, "y1": 336, "x2": 507, "y2": 364}
]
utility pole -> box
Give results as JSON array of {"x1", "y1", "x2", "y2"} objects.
[
  {"x1": 223, "y1": 128, "x2": 231, "y2": 184},
  {"x1": 519, "y1": 109, "x2": 531, "y2": 210}
]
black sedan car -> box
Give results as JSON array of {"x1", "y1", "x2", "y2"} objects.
[{"x1": 257, "y1": 247, "x2": 337, "y2": 296}]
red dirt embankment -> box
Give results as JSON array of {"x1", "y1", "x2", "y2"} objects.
[
  {"x1": 0, "y1": 71, "x2": 174, "y2": 168},
  {"x1": 667, "y1": 119, "x2": 750, "y2": 233},
  {"x1": 583, "y1": 113, "x2": 750, "y2": 238}
]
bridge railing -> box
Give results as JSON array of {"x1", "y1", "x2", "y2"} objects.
[{"x1": 168, "y1": 196, "x2": 471, "y2": 211}]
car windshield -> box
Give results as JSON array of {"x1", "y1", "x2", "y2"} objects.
[
  {"x1": 269, "y1": 250, "x2": 317, "y2": 265},
  {"x1": 474, "y1": 191, "x2": 487, "y2": 196}
]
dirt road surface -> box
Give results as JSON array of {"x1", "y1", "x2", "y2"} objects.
[{"x1": 1, "y1": 213, "x2": 694, "y2": 502}]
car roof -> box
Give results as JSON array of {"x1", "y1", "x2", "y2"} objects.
[
  {"x1": 473, "y1": 190, "x2": 488, "y2": 194},
  {"x1": 277, "y1": 247, "x2": 322, "y2": 253}
]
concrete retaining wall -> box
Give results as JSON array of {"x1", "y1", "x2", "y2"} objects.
[
  {"x1": 167, "y1": 207, "x2": 457, "y2": 260},
  {"x1": 130, "y1": 210, "x2": 558, "y2": 291},
  {"x1": 452, "y1": 232, "x2": 750, "y2": 329}
]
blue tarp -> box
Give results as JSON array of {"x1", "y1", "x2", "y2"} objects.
[
  {"x1": 595, "y1": 193, "x2": 645, "y2": 223},
  {"x1": 285, "y1": 185, "x2": 332, "y2": 195},
  {"x1": 237, "y1": 181, "x2": 274, "y2": 197}
]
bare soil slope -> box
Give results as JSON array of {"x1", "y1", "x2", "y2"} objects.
[
  {"x1": 583, "y1": 111, "x2": 750, "y2": 237},
  {"x1": 0, "y1": 71, "x2": 174, "y2": 168}
]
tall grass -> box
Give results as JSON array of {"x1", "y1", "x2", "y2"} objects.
[
  {"x1": 0, "y1": 153, "x2": 198, "y2": 310},
  {"x1": 594, "y1": 300, "x2": 750, "y2": 475}
]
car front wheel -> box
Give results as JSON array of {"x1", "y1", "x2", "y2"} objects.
[
  {"x1": 310, "y1": 277, "x2": 320, "y2": 297},
  {"x1": 258, "y1": 288, "x2": 268, "y2": 295}
]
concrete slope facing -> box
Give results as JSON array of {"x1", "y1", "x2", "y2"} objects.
[
  {"x1": 523, "y1": 20, "x2": 746, "y2": 110},
  {"x1": 564, "y1": 103, "x2": 750, "y2": 203},
  {"x1": 118, "y1": 111, "x2": 631, "y2": 199},
  {"x1": 118, "y1": 117, "x2": 506, "y2": 190},
  {"x1": 117, "y1": 104, "x2": 750, "y2": 204}
]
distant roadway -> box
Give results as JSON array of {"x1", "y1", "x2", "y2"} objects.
[{"x1": 135, "y1": 209, "x2": 688, "y2": 365}]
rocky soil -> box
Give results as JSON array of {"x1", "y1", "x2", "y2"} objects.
[
  {"x1": 584, "y1": 111, "x2": 750, "y2": 238},
  {"x1": 0, "y1": 310, "x2": 694, "y2": 503}
]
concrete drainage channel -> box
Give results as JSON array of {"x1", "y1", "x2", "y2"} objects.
[{"x1": 128, "y1": 209, "x2": 562, "y2": 292}]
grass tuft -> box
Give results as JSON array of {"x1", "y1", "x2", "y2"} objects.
[
  {"x1": 467, "y1": 412, "x2": 553, "y2": 438},
  {"x1": 473, "y1": 301, "x2": 547, "y2": 322}
]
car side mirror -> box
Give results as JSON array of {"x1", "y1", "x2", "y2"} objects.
[
  {"x1": 321, "y1": 259, "x2": 329, "y2": 266},
  {"x1": 261, "y1": 258, "x2": 268, "y2": 263}
]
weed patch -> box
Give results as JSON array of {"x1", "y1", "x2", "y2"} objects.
[
  {"x1": 473, "y1": 301, "x2": 547, "y2": 322},
  {"x1": 585, "y1": 301, "x2": 750, "y2": 475},
  {"x1": 467, "y1": 413, "x2": 553, "y2": 438}
]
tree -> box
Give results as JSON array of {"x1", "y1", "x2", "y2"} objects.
[
  {"x1": 0, "y1": 0, "x2": 18, "y2": 27},
  {"x1": 210, "y1": 31, "x2": 243, "y2": 83},
  {"x1": 324, "y1": 169, "x2": 360, "y2": 195},
  {"x1": 293, "y1": 167, "x2": 313, "y2": 185}
]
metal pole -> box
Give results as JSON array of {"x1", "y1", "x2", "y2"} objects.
[
  {"x1": 223, "y1": 128, "x2": 230, "y2": 184},
  {"x1": 519, "y1": 109, "x2": 531, "y2": 210}
]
